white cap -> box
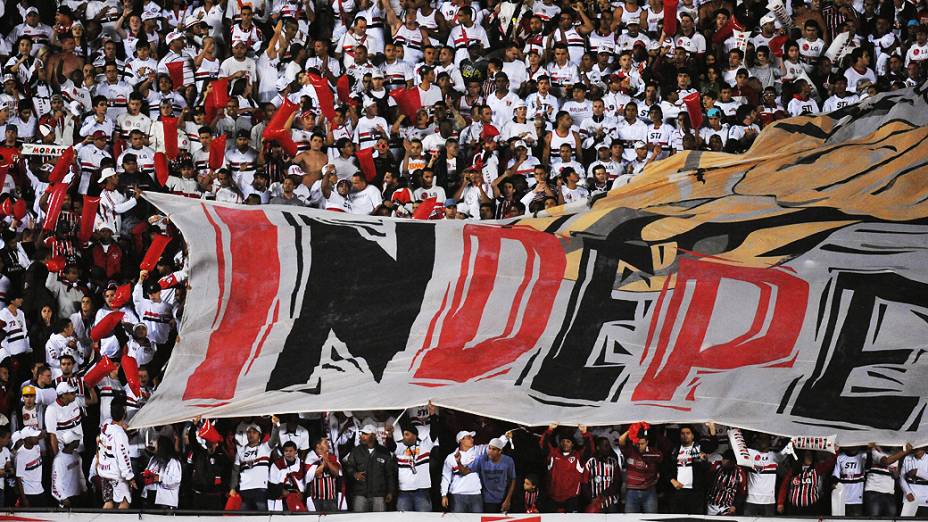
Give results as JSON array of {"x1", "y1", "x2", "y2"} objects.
[
  {"x1": 370, "y1": 69, "x2": 384, "y2": 79},
  {"x1": 275, "y1": 76, "x2": 290, "y2": 91},
  {"x1": 360, "y1": 424, "x2": 377, "y2": 435},
  {"x1": 141, "y1": 9, "x2": 160, "y2": 21},
  {"x1": 20, "y1": 426, "x2": 41, "y2": 439},
  {"x1": 455, "y1": 430, "x2": 476, "y2": 443},
  {"x1": 56, "y1": 382, "x2": 77, "y2": 395},
  {"x1": 245, "y1": 423, "x2": 262, "y2": 434},
  {"x1": 488, "y1": 437, "x2": 507, "y2": 449},
  {"x1": 760, "y1": 13, "x2": 776, "y2": 26},
  {"x1": 185, "y1": 15, "x2": 206, "y2": 28},
  {"x1": 166, "y1": 30, "x2": 185, "y2": 44},
  {"x1": 38, "y1": 124, "x2": 53, "y2": 135},
  {"x1": 2, "y1": 74, "x2": 14, "y2": 84},
  {"x1": 512, "y1": 99, "x2": 526, "y2": 109},
  {"x1": 287, "y1": 164, "x2": 304, "y2": 176},
  {"x1": 512, "y1": 140, "x2": 528, "y2": 149},
  {"x1": 98, "y1": 167, "x2": 118, "y2": 183},
  {"x1": 61, "y1": 430, "x2": 81, "y2": 446},
  {"x1": 25, "y1": 6, "x2": 39, "y2": 15},
  {"x1": 634, "y1": 140, "x2": 648, "y2": 149}
]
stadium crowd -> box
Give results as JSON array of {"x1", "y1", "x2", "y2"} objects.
[{"x1": 0, "y1": 0, "x2": 924, "y2": 514}]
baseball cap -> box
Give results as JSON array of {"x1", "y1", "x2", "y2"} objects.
[
  {"x1": 245, "y1": 423, "x2": 262, "y2": 434},
  {"x1": 634, "y1": 140, "x2": 648, "y2": 149},
  {"x1": 287, "y1": 164, "x2": 304, "y2": 176},
  {"x1": 20, "y1": 426, "x2": 41, "y2": 439},
  {"x1": 25, "y1": 6, "x2": 38, "y2": 15},
  {"x1": 676, "y1": 36, "x2": 697, "y2": 53},
  {"x1": 2, "y1": 74, "x2": 15, "y2": 84},
  {"x1": 92, "y1": 130, "x2": 107, "y2": 140},
  {"x1": 232, "y1": 39, "x2": 247, "y2": 48},
  {"x1": 488, "y1": 437, "x2": 507, "y2": 449},
  {"x1": 56, "y1": 382, "x2": 77, "y2": 395},
  {"x1": 360, "y1": 424, "x2": 377, "y2": 435},
  {"x1": 166, "y1": 31, "x2": 185, "y2": 44},
  {"x1": 99, "y1": 167, "x2": 118, "y2": 183},
  {"x1": 370, "y1": 69, "x2": 384, "y2": 79},
  {"x1": 707, "y1": 107, "x2": 722, "y2": 118},
  {"x1": 455, "y1": 430, "x2": 476, "y2": 443},
  {"x1": 20, "y1": 385, "x2": 36, "y2": 397},
  {"x1": 141, "y1": 9, "x2": 160, "y2": 21},
  {"x1": 512, "y1": 140, "x2": 528, "y2": 149},
  {"x1": 760, "y1": 13, "x2": 776, "y2": 26},
  {"x1": 512, "y1": 99, "x2": 526, "y2": 109}
]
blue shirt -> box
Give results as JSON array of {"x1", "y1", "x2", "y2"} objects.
[{"x1": 473, "y1": 453, "x2": 516, "y2": 503}]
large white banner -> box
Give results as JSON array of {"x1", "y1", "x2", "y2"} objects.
[{"x1": 133, "y1": 82, "x2": 928, "y2": 445}]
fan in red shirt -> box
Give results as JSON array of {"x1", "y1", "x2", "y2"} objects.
[{"x1": 539, "y1": 423, "x2": 593, "y2": 513}]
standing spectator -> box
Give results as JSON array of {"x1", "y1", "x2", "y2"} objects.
[
  {"x1": 900, "y1": 445, "x2": 928, "y2": 517},
  {"x1": 15, "y1": 426, "x2": 45, "y2": 507},
  {"x1": 441, "y1": 430, "x2": 487, "y2": 513},
  {"x1": 230, "y1": 423, "x2": 272, "y2": 511},
  {"x1": 390, "y1": 403, "x2": 439, "y2": 512},
  {"x1": 185, "y1": 418, "x2": 232, "y2": 511},
  {"x1": 97, "y1": 400, "x2": 135, "y2": 509},
  {"x1": 304, "y1": 437, "x2": 342, "y2": 513},
  {"x1": 706, "y1": 450, "x2": 746, "y2": 516},
  {"x1": 742, "y1": 433, "x2": 787, "y2": 516},
  {"x1": 267, "y1": 440, "x2": 304, "y2": 511},
  {"x1": 51, "y1": 430, "x2": 86, "y2": 508},
  {"x1": 142, "y1": 436, "x2": 182, "y2": 509},
  {"x1": 344, "y1": 424, "x2": 396, "y2": 512},
  {"x1": 540, "y1": 423, "x2": 593, "y2": 512},
  {"x1": 583, "y1": 437, "x2": 622, "y2": 513},
  {"x1": 865, "y1": 443, "x2": 911, "y2": 516},
  {"x1": 468, "y1": 436, "x2": 517, "y2": 513},
  {"x1": 777, "y1": 449, "x2": 837, "y2": 515},
  {"x1": 833, "y1": 446, "x2": 867, "y2": 516},
  {"x1": 619, "y1": 423, "x2": 662, "y2": 513},
  {"x1": 665, "y1": 424, "x2": 717, "y2": 514},
  {"x1": 44, "y1": 381, "x2": 82, "y2": 456}
]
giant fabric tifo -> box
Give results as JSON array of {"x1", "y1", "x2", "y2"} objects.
[{"x1": 134, "y1": 82, "x2": 928, "y2": 445}]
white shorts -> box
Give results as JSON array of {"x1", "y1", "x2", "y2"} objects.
[{"x1": 103, "y1": 478, "x2": 133, "y2": 504}]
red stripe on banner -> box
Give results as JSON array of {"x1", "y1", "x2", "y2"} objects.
[
  {"x1": 245, "y1": 299, "x2": 279, "y2": 375},
  {"x1": 183, "y1": 207, "x2": 280, "y2": 401},
  {"x1": 202, "y1": 204, "x2": 226, "y2": 329},
  {"x1": 411, "y1": 225, "x2": 566, "y2": 383}
]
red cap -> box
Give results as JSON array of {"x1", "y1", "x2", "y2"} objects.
[{"x1": 480, "y1": 124, "x2": 500, "y2": 141}]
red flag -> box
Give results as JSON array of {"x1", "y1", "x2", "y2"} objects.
[
  {"x1": 0, "y1": 164, "x2": 8, "y2": 193},
  {"x1": 712, "y1": 15, "x2": 743, "y2": 45},
  {"x1": 121, "y1": 353, "x2": 140, "y2": 396},
  {"x1": 768, "y1": 35, "x2": 788, "y2": 57},
  {"x1": 265, "y1": 97, "x2": 299, "y2": 132},
  {"x1": 159, "y1": 273, "x2": 179, "y2": 289},
  {"x1": 412, "y1": 197, "x2": 438, "y2": 220},
  {"x1": 162, "y1": 117, "x2": 179, "y2": 160},
  {"x1": 140, "y1": 234, "x2": 172, "y2": 271},
  {"x1": 83, "y1": 356, "x2": 118, "y2": 387},
  {"x1": 45, "y1": 256, "x2": 66, "y2": 273},
  {"x1": 12, "y1": 199, "x2": 26, "y2": 220},
  {"x1": 42, "y1": 183, "x2": 69, "y2": 232},
  {"x1": 79, "y1": 195, "x2": 100, "y2": 243},
  {"x1": 113, "y1": 137, "x2": 124, "y2": 160},
  {"x1": 48, "y1": 146, "x2": 74, "y2": 184},
  {"x1": 356, "y1": 146, "x2": 377, "y2": 182},
  {"x1": 683, "y1": 91, "x2": 704, "y2": 130},
  {"x1": 166, "y1": 61, "x2": 185, "y2": 91},
  {"x1": 112, "y1": 284, "x2": 132, "y2": 308},
  {"x1": 263, "y1": 128, "x2": 298, "y2": 156},
  {"x1": 308, "y1": 72, "x2": 336, "y2": 121},
  {"x1": 208, "y1": 135, "x2": 226, "y2": 170},
  {"x1": 663, "y1": 0, "x2": 679, "y2": 37},
  {"x1": 336, "y1": 75, "x2": 351, "y2": 104},
  {"x1": 197, "y1": 419, "x2": 224, "y2": 444},
  {"x1": 389, "y1": 87, "x2": 422, "y2": 120},
  {"x1": 91, "y1": 312, "x2": 125, "y2": 342},
  {"x1": 205, "y1": 78, "x2": 231, "y2": 122},
  {"x1": 154, "y1": 152, "x2": 169, "y2": 186}
]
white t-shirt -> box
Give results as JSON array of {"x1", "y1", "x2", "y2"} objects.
[
  {"x1": 235, "y1": 442, "x2": 272, "y2": 491},
  {"x1": 348, "y1": 185, "x2": 382, "y2": 215},
  {"x1": 745, "y1": 449, "x2": 784, "y2": 505},
  {"x1": 16, "y1": 444, "x2": 44, "y2": 494},
  {"x1": 865, "y1": 447, "x2": 898, "y2": 495},
  {"x1": 834, "y1": 452, "x2": 866, "y2": 504}
]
